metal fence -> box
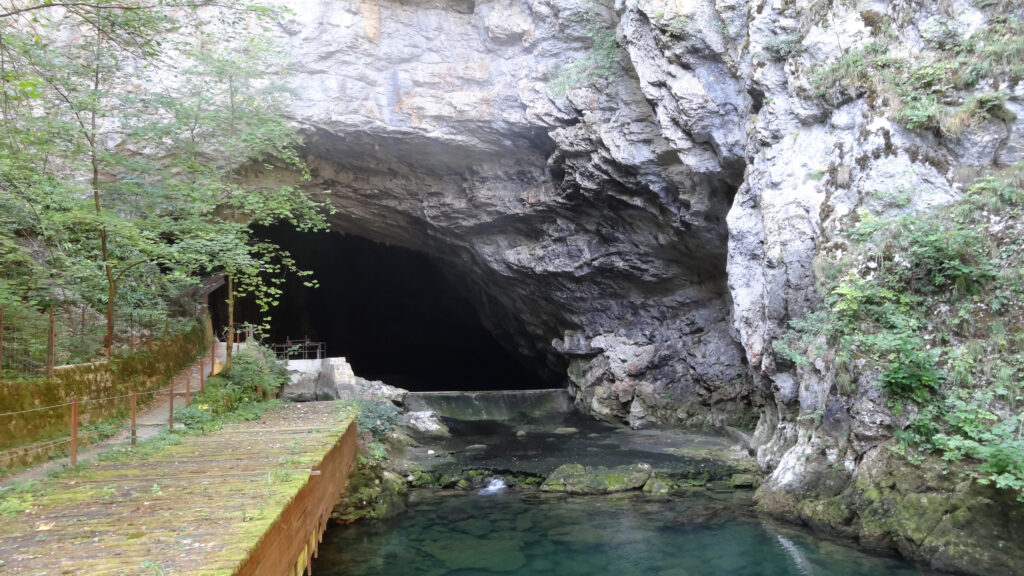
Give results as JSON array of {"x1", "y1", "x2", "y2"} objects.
[
  {"x1": 270, "y1": 339, "x2": 326, "y2": 360},
  {"x1": 0, "y1": 304, "x2": 197, "y2": 381},
  {"x1": 0, "y1": 343, "x2": 217, "y2": 471}
]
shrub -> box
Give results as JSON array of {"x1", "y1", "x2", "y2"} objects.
[
  {"x1": 878, "y1": 339, "x2": 942, "y2": 404},
  {"x1": 353, "y1": 398, "x2": 402, "y2": 442},
  {"x1": 763, "y1": 36, "x2": 805, "y2": 60},
  {"x1": 176, "y1": 373, "x2": 279, "y2": 434},
  {"x1": 809, "y1": 7, "x2": 1022, "y2": 133},
  {"x1": 224, "y1": 344, "x2": 289, "y2": 398}
]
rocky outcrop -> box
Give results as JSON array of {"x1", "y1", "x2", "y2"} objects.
[
  {"x1": 540, "y1": 462, "x2": 652, "y2": 493},
  {"x1": 282, "y1": 357, "x2": 408, "y2": 403},
  {"x1": 403, "y1": 410, "x2": 451, "y2": 437},
  {"x1": 271, "y1": 0, "x2": 1024, "y2": 571},
  {"x1": 274, "y1": 0, "x2": 749, "y2": 429}
]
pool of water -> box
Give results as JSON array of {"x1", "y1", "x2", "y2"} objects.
[{"x1": 312, "y1": 488, "x2": 932, "y2": 576}]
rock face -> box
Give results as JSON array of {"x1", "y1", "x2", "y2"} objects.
[
  {"x1": 272, "y1": 0, "x2": 1024, "y2": 571},
  {"x1": 275, "y1": 0, "x2": 749, "y2": 430}
]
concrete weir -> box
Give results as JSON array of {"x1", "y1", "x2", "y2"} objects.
[
  {"x1": 0, "y1": 402, "x2": 356, "y2": 575},
  {"x1": 405, "y1": 389, "x2": 574, "y2": 421}
]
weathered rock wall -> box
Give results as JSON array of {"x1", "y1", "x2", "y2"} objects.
[
  {"x1": 272, "y1": 0, "x2": 1024, "y2": 571},
  {"x1": 276, "y1": 0, "x2": 750, "y2": 428}
]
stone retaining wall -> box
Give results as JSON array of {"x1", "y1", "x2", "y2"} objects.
[{"x1": 0, "y1": 318, "x2": 212, "y2": 467}]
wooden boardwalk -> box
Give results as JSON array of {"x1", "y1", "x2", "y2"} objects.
[{"x1": 0, "y1": 401, "x2": 357, "y2": 576}]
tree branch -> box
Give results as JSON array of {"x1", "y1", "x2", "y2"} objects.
[
  {"x1": 1, "y1": 1, "x2": 242, "y2": 19},
  {"x1": 0, "y1": 3, "x2": 143, "y2": 19}
]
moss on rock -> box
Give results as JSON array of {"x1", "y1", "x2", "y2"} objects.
[
  {"x1": 331, "y1": 457, "x2": 408, "y2": 523},
  {"x1": 758, "y1": 445, "x2": 1024, "y2": 575},
  {"x1": 540, "y1": 463, "x2": 651, "y2": 494}
]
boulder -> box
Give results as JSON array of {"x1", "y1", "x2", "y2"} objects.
[
  {"x1": 281, "y1": 358, "x2": 408, "y2": 404},
  {"x1": 403, "y1": 411, "x2": 450, "y2": 437},
  {"x1": 540, "y1": 463, "x2": 651, "y2": 494},
  {"x1": 335, "y1": 376, "x2": 407, "y2": 405}
]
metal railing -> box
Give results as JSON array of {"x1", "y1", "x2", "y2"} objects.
[
  {"x1": 0, "y1": 343, "x2": 216, "y2": 470},
  {"x1": 270, "y1": 340, "x2": 326, "y2": 360}
]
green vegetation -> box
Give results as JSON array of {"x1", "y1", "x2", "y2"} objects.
[
  {"x1": 176, "y1": 344, "x2": 287, "y2": 433},
  {"x1": 763, "y1": 35, "x2": 806, "y2": 61},
  {"x1": 778, "y1": 164, "x2": 1024, "y2": 500},
  {"x1": 811, "y1": 4, "x2": 1022, "y2": 135},
  {"x1": 549, "y1": 0, "x2": 621, "y2": 96},
  {"x1": 351, "y1": 398, "x2": 402, "y2": 443},
  {"x1": 0, "y1": 480, "x2": 39, "y2": 517},
  {"x1": 0, "y1": 1, "x2": 330, "y2": 378}
]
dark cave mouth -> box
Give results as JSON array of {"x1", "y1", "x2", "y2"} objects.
[{"x1": 212, "y1": 226, "x2": 546, "y2": 392}]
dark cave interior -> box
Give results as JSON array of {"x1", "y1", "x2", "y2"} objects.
[{"x1": 210, "y1": 226, "x2": 542, "y2": 392}]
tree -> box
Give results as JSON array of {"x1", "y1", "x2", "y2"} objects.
[{"x1": 0, "y1": 1, "x2": 329, "y2": 371}]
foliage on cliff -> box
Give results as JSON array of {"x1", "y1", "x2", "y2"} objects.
[
  {"x1": 549, "y1": 0, "x2": 621, "y2": 96},
  {"x1": 810, "y1": 0, "x2": 1022, "y2": 136},
  {"x1": 778, "y1": 164, "x2": 1024, "y2": 501}
]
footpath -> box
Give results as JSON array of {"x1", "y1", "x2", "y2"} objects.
[{"x1": 0, "y1": 343, "x2": 236, "y2": 487}]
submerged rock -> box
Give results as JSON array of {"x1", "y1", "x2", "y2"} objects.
[
  {"x1": 669, "y1": 503, "x2": 733, "y2": 526},
  {"x1": 729, "y1": 474, "x2": 758, "y2": 488},
  {"x1": 642, "y1": 475, "x2": 674, "y2": 496},
  {"x1": 418, "y1": 534, "x2": 526, "y2": 572},
  {"x1": 541, "y1": 463, "x2": 652, "y2": 494}
]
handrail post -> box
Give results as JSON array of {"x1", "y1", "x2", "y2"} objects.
[
  {"x1": 130, "y1": 392, "x2": 137, "y2": 446},
  {"x1": 47, "y1": 305, "x2": 55, "y2": 379},
  {"x1": 185, "y1": 372, "x2": 191, "y2": 407},
  {"x1": 70, "y1": 397, "x2": 78, "y2": 466},
  {"x1": 0, "y1": 306, "x2": 5, "y2": 381}
]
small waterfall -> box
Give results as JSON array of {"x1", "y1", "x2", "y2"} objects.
[{"x1": 478, "y1": 477, "x2": 507, "y2": 495}]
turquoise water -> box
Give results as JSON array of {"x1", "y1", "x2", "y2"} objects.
[{"x1": 313, "y1": 489, "x2": 931, "y2": 576}]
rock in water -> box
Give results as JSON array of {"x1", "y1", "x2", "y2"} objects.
[
  {"x1": 402, "y1": 410, "x2": 450, "y2": 437},
  {"x1": 541, "y1": 463, "x2": 652, "y2": 494}
]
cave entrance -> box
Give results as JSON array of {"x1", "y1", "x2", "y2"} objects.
[{"x1": 212, "y1": 225, "x2": 542, "y2": 392}]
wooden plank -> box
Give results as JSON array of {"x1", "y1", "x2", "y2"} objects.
[{"x1": 0, "y1": 402, "x2": 357, "y2": 576}]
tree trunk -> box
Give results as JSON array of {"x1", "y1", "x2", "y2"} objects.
[
  {"x1": 226, "y1": 274, "x2": 234, "y2": 371},
  {"x1": 90, "y1": 13, "x2": 115, "y2": 358}
]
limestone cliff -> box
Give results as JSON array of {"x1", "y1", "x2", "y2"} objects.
[
  {"x1": 272, "y1": 0, "x2": 1024, "y2": 572},
  {"x1": 278, "y1": 0, "x2": 749, "y2": 429}
]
